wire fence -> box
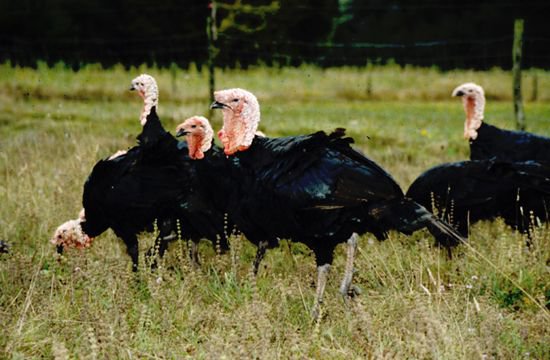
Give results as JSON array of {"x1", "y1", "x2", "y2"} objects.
[{"x1": 1, "y1": 31, "x2": 549, "y2": 69}]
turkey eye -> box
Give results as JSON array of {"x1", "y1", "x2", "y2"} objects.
[
  {"x1": 232, "y1": 98, "x2": 239, "y2": 102},
  {"x1": 191, "y1": 125, "x2": 196, "y2": 128}
]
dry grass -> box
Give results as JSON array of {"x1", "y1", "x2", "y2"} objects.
[{"x1": 0, "y1": 63, "x2": 549, "y2": 358}]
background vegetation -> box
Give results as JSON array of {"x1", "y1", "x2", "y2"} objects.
[
  {"x1": 1, "y1": 0, "x2": 549, "y2": 69},
  {"x1": 0, "y1": 64, "x2": 549, "y2": 358}
]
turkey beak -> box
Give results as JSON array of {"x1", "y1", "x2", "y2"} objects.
[
  {"x1": 452, "y1": 90, "x2": 464, "y2": 97},
  {"x1": 129, "y1": 84, "x2": 136, "y2": 91},
  {"x1": 56, "y1": 244, "x2": 64, "y2": 254},
  {"x1": 176, "y1": 128, "x2": 189, "y2": 137},
  {"x1": 210, "y1": 101, "x2": 228, "y2": 109}
]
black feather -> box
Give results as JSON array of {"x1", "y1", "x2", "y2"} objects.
[
  {"x1": 227, "y1": 130, "x2": 465, "y2": 266},
  {"x1": 80, "y1": 107, "x2": 230, "y2": 270},
  {"x1": 407, "y1": 159, "x2": 550, "y2": 239},
  {"x1": 471, "y1": 122, "x2": 550, "y2": 162},
  {"x1": 0, "y1": 240, "x2": 9, "y2": 254}
]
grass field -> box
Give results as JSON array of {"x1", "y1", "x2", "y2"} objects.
[{"x1": 1, "y1": 63, "x2": 549, "y2": 359}]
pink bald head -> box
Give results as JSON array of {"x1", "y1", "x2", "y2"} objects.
[
  {"x1": 211, "y1": 88, "x2": 260, "y2": 155},
  {"x1": 130, "y1": 74, "x2": 159, "y2": 126},
  {"x1": 175, "y1": 116, "x2": 214, "y2": 160},
  {"x1": 51, "y1": 217, "x2": 93, "y2": 250},
  {"x1": 452, "y1": 82, "x2": 485, "y2": 140}
]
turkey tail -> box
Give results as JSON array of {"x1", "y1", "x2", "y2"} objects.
[{"x1": 368, "y1": 198, "x2": 466, "y2": 252}]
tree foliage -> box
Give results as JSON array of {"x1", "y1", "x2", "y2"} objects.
[{"x1": 0, "y1": 0, "x2": 548, "y2": 69}]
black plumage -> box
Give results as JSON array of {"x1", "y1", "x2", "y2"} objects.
[
  {"x1": 0, "y1": 240, "x2": 9, "y2": 254},
  {"x1": 80, "y1": 107, "x2": 189, "y2": 270},
  {"x1": 226, "y1": 130, "x2": 464, "y2": 265},
  {"x1": 406, "y1": 159, "x2": 550, "y2": 239},
  {"x1": 77, "y1": 107, "x2": 229, "y2": 270},
  {"x1": 174, "y1": 116, "x2": 238, "y2": 256},
  {"x1": 452, "y1": 82, "x2": 550, "y2": 162},
  {"x1": 470, "y1": 122, "x2": 550, "y2": 162},
  {"x1": 212, "y1": 88, "x2": 466, "y2": 318}
]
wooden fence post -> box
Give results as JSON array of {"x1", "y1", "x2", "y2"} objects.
[
  {"x1": 531, "y1": 72, "x2": 538, "y2": 102},
  {"x1": 512, "y1": 19, "x2": 525, "y2": 131},
  {"x1": 207, "y1": 2, "x2": 218, "y2": 105}
]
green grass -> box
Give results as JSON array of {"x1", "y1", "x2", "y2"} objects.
[{"x1": 1, "y1": 63, "x2": 549, "y2": 358}]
